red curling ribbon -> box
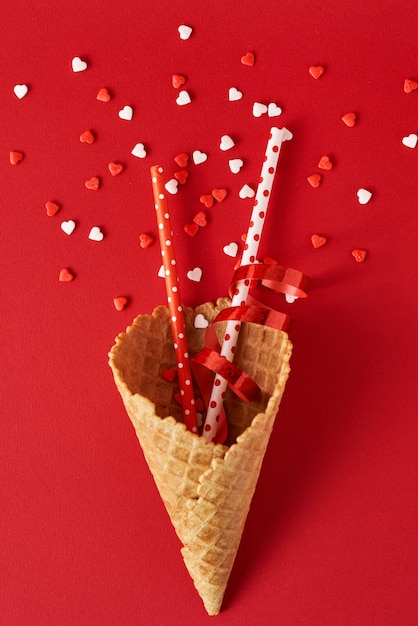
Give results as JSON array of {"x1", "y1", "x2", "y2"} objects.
[{"x1": 229, "y1": 263, "x2": 311, "y2": 300}]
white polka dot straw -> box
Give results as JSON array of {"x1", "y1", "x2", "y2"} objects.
[
  {"x1": 150, "y1": 165, "x2": 197, "y2": 433},
  {"x1": 202, "y1": 127, "x2": 291, "y2": 442}
]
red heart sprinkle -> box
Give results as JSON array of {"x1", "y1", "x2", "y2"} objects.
[
  {"x1": 307, "y1": 174, "x2": 321, "y2": 188},
  {"x1": 45, "y1": 201, "x2": 60, "y2": 216},
  {"x1": 352, "y1": 248, "x2": 367, "y2": 262},
  {"x1": 108, "y1": 162, "x2": 124, "y2": 176},
  {"x1": 172, "y1": 74, "x2": 186, "y2": 88},
  {"x1": 96, "y1": 87, "x2": 111, "y2": 102},
  {"x1": 318, "y1": 155, "x2": 333, "y2": 170},
  {"x1": 200, "y1": 194, "x2": 214, "y2": 208},
  {"x1": 241, "y1": 52, "x2": 255, "y2": 66},
  {"x1": 85, "y1": 176, "x2": 100, "y2": 190},
  {"x1": 193, "y1": 211, "x2": 207, "y2": 227},
  {"x1": 139, "y1": 233, "x2": 154, "y2": 249},
  {"x1": 10, "y1": 151, "x2": 23, "y2": 165},
  {"x1": 404, "y1": 78, "x2": 418, "y2": 93},
  {"x1": 80, "y1": 129, "x2": 95, "y2": 144},
  {"x1": 311, "y1": 234, "x2": 327, "y2": 248},
  {"x1": 212, "y1": 188, "x2": 227, "y2": 202},
  {"x1": 113, "y1": 296, "x2": 128, "y2": 311},
  {"x1": 59, "y1": 268, "x2": 74, "y2": 282},
  {"x1": 309, "y1": 65, "x2": 325, "y2": 79},
  {"x1": 342, "y1": 112, "x2": 356, "y2": 127},
  {"x1": 174, "y1": 152, "x2": 189, "y2": 167},
  {"x1": 161, "y1": 368, "x2": 177, "y2": 383},
  {"x1": 174, "y1": 169, "x2": 188, "y2": 184},
  {"x1": 184, "y1": 223, "x2": 199, "y2": 237}
]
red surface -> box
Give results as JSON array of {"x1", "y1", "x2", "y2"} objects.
[{"x1": 1, "y1": 2, "x2": 417, "y2": 624}]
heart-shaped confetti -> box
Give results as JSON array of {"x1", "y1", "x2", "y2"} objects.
[
  {"x1": 285, "y1": 294, "x2": 298, "y2": 304},
  {"x1": 139, "y1": 233, "x2": 154, "y2": 249},
  {"x1": 229, "y1": 87, "x2": 243, "y2": 101},
  {"x1": 157, "y1": 265, "x2": 165, "y2": 278},
  {"x1": 311, "y1": 234, "x2": 327, "y2": 248},
  {"x1": 165, "y1": 179, "x2": 179, "y2": 194},
  {"x1": 404, "y1": 78, "x2": 418, "y2": 93},
  {"x1": 108, "y1": 162, "x2": 124, "y2": 176},
  {"x1": 309, "y1": 65, "x2": 325, "y2": 79},
  {"x1": 176, "y1": 90, "x2": 191, "y2": 106},
  {"x1": 45, "y1": 201, "x2": 60, "y2": 216},
  {"x1": 96, "y1": 87, "x2": 111, "y2": 102},
  {"x1": 174, "y1": 170, "x2": 188, "y2": 184},
  {"x1": 241, "y1": 52, "x2": 255, "y2": 66},
  {"x1": 402, "y1": 134, "x2": 418, "y2": 148},
  {"x1": 178, "y1": 24, "x2": 193, "y2": 40},
  {"x1": 10, "y1": 151, "x2": 23, "y2": 165},
  {"x1": 223, "y1": 242, "x2": 239, "y2": 257},
  {"x1": 88, "y1": 226, "x2": 104, "y2": 241},
  {"x1": 194, "y1": 313, "x2": 209, "y2": 329},
  {"x1": 61, "y1": 220, "x2": 76, "y2": 235},
  {"x1": 239, "y1": 184, "x2": 255, "y2": 199},
  {"x1": 174, "y1": 153, "x2": 189, "y2": 167},
  {"x1": 307, "y1": 174, "x2": 321, "y2": 188},
  {"x1": 200, "y1": 194, "x2": 214, "y2": 208},
  {"x1": 131, "y1": 143, "x2": 147, "y2": 158},
  {"x1": 352, "y1": 248, "x2": 367, "y2": 262},
  {"x1": 267, "y1": 103, "x2": 282, "y2": 117},
  {"x1": 85, "y1": 176, "x2": 100, "y2": 190},
  {"x1": 113, "y1": 296, "x2": 128, "y2": 311},
  {"x1": 192, "y1": 150, "x2": 207, "y2": 165},
  {"x1": 193, "y1": 211, "x2": 207, "y2": 227},
  {"x1": 184, "y1": 223, "x2": 199, "y2": 237},
  {"x1": 161, "y1": 367, "x2": 177, "y2": 382},
  {"x1": 219, "y1": 135, "x2": 235, "y2": 151},
  {"x1": 172, "y1": 74, "x2": 186, "y2": 88},
  {"x1": 212, "y1": 188, "x2": 227, "y2": 202},
  {"x1": 282, "y1": 128, "x2": 293, "y2": 142},
  {"x1": 118, "y1": 105, "x2": 133, "y2": 121},
  {"x1": 72, "y1": 57, "x2": 88, "y2": 72},
  {"x1": 229, "y1": 158, "x2": 244, "y2": 174},
  {"x1": 59, "y1": 268, "x2": 74, "y2": 282},
  {"x1": 342, "y1": 112, "x2": 356, "y2": 127},
  {"x1": 80, "y1": 129, "x2": 95, "y2": 144},
  {"x1": 252, "y1": 102, "x2": 268, "y2": 117},
  {"x1": 357, "y1": 188, "x2": 372, "y2": 204},
  {"x1": 187, "y1": 267, "x2": 202, "y2": 282},
  {"x1": 13, "y1": 84, "x2": 29, "y2": 99},
  {"x1": 318, "y1": 155, "x2": 333, "y2": 170}
]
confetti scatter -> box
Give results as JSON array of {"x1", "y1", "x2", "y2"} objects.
[
  {"x1": 252, "y1": 102, "x2": 268, "y2": 117},
  {"x1": 194, "y1": 313, "x2": 209, "y2": 329},
  {"x1": 403, "y1": 78, "x2": 418, "y2": 93},
  {"x1": 174, "y1": 153, "x2": 189, "y2": 167},
  {"x1": 212, "y1": 188, "x2": 227, "y2": 202},
  {"x1": 61, "y1": 220, "x2": 76, "y2": 235},
  {"x1": 267, "y1": 103, "x2": 282, "y2": 117},
  {"x1": 79, "y1": 129, "x2": 95, "y2": 144},
  {"x1": 229, "y1": 158, "x2": 244, "y2": 174},
  {"x1": 223, "y1": 242, "x2": 239, "y2": 257},
  {"x1": 178, "y1": 24, "x2": 193, "y2": 40},
  {"x1": 239, "y1": 184, "x2": 255, "y2": 199},
  {"x1": 85, "y1": 176, "x2": 100, "y2": 190},
  {"x1": 357, "y1": 188, "x2": 372, "y2": 204},
  {"x1": 311, "y1": 234, "x2": 327, "y2": 248},
  {"x1": 307, "y1": 173, "x2": 321, "y2": 188},
  {"x1": 192, "y1": 150, "x2": 207, "y2": 165},
  {"x1": 172, "y1": 74, "x2": 186, "y2": 88},
  {"x1": 184, "y1": 223, "x2": 199, "y2": 237},
  {"x1": 139, "y1": 233, "x2": 154, "y2": 249},
  {"x1": 46, "y1": 201, "x2": 60, "y2": 216},
  {"x1": 113, "y1": 296, "x2": 128, "y2": 311},
  {"x1": 59, "y1": 268, "x2": 74, "y2": 282},
  {"x1": 10, "y1": 151, "x2": 24, "y2": 165},
  {"x1": 88, "y1": 226, "x2": 104, "y2": 241},
  {"x1": 118, "y1": 105, "x2": 133, "y2": 121},
  {"x1": 176, "y1": 90, "x2": 192, "y2": 106},
  {"x1": 131, "y1": 143, "x2": 147, "y2": 158},
  {"x1": 402, "y1": 134, "x2": 418, "y2": 148},
  {"x1": 71, "y1": 57, "x2": 88, "y2": 72},
  {"x1": 318, "y1": 155, "x2": 333, "y2": 170},
  {"x1": 342, "y1": 112, "x2": 356, "y2": 127},
  {"x1": 241, "y1": 52, "x2": 255, "y2": 66},
  {"x1": 108, "y1": 162, "x2": 124, "y2": 176},
  {"x1": 174, "y1": 170, "x2": 188, "y2": 184},
  {"x1": 309, "y1": 65, "x2": 325, "y2": 79},
  {"x1": 187, "y1": 267, "x2": 203, "y2": 282},
  {"x1": 96, "y1": 87, "x2": 111, "y2": 102},
  {"x1": 13, "y1": 84, "x2": 29, "y2": 99},
  {"x1": 193, "y1": 211, "x2": 207, "y2": 226},
  {"x1": 165, "y1": 179, "x2": 179, "y2": 194},
  {"x1": 352, "y1": 248, "x2": 367, "y2": 262},
  {"x1": 200, "y1": 194, "x2": 214, "y2": 208},
  {"x1": 219, "y1": 135, "x2": 235, "y2": 151},
  {"x1": 229, "y1": 87, "x2": 243, "y2": 101}
]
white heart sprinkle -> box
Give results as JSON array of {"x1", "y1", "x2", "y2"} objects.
[
  {"x1": 131, "y1": 143, "x2": 147, "y2": 158},
  {"x1": 192, "y1": 150, "x2": 207, "y2": 165},
  {"x1": 223, "y1": 242, "x2": 239, "y2": 257},
  {"x1": 13, "y1": 84, "x2": 29, "y2": 99},
  {"x1": 268, "y1": 102, "x2": 282, "y2": 117},
  {"x1": 176, "y1": 90, "x2": 191, "y2": 106},
  {"x1": 194, "y1": 313, "x2": 209, "y2": 329},
  {"x1": 71, "y1": 57, "x2": 88, "y2": 72},
  {"x1": 61, "y1": 220, "x2": 76, "y2": 235},
  {"x1": 118, "y1": 105, "x2": 133, "y2": 121},
  {"x1": 402, "y1": 133, "x2": 418, "y2": 149},
  {"x1": 88, "y1": 226, "x2": 104, "y2": 241},
  {"x1": 239, "y1": 184, "x2": 255, "y2": 199},
  {"x1": 229, "y1": 158, "x2": 244, "y2": 174},
  {"x1": 158, "y1": 264, "x2": 165, "y2": 278},
  {"x1": 282, "y1": 127, "x2": 293, "y2": 142},
  {"x1": 187, "y1": 267, "x2": 202, "y2": 282},
  {"x1": 252, "y1": 102, "x2": 268, "y2": 117},
  {"x1": 165, "y1": 179, "x2": 179, "y2": 194},
  {"x1": 357, "y1": 188, "x2": 372, "y2": 205},
  {"x1": 285, "y1": 294, "x2": 298, "y2": 303},
  {"x1": 229, "y1": 87, "x2": 243, "y2": 101},
  {"x1": 178, "y1": 24, "x2": 193, "y2": 40},
  {"x1": 219, "y1": 135, "x2": 235, "y2": 151}
]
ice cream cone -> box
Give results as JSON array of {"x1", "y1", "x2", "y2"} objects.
[{"x1": 108, "y1": 297, "x2": 292, "y2": 615}]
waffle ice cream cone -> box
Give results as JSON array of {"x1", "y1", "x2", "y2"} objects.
[{"x1": 109, "y1": 297, "x2": 292, "y2": 615}]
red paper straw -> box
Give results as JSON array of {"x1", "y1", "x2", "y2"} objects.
[
  {"x1": 150, "y1": 165, "x2": 198, "y2": 433},
  {"x1": 202, "y1": 127, "x2": 291, "y2": 442}
]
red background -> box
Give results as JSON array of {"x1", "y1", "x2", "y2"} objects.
[{"x1": 1, "y1": 1, "x2": 417, "y2": 624}]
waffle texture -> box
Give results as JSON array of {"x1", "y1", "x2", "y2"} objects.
[{"x1": 109, "y1": 298, "x2": 292, "y2": 615}]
